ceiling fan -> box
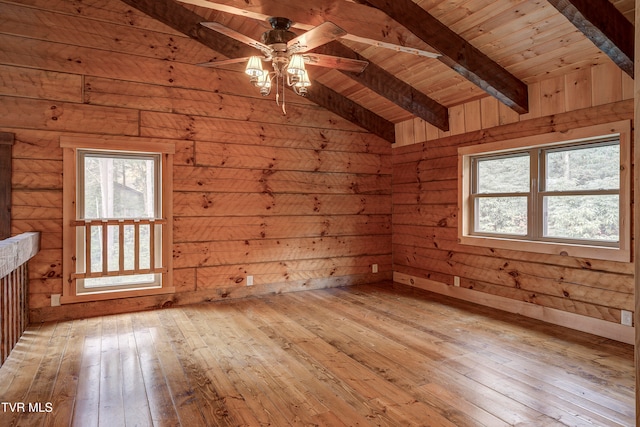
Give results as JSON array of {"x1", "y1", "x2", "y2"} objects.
[
  {"x1": 198, "y1": 17, "x2": 370, "y2": 72},
  {"x1": 179, "y1": 0, "x2": 441, "y2": 60},
  {"x1": 197, "y1": 17, "x2": 369, "y2": 95}
]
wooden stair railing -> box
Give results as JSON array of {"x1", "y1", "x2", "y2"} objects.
[{"x1": 0, "y1": 232, "x2": 39, "y2": 367}]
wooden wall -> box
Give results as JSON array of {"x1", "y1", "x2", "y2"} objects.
[
  {"x1": 0, "y1": 0, "x2": 392, "y2": 322},
  {"x1": 393, "y1": 61, "x2": 635, "y2": 341}
]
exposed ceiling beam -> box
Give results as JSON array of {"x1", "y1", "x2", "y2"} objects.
[
  {"x1": 306, "y1": 84, "x2": 396, "y2": 143},
  {"x1": 313, "y1": 42, "x2": 449, "y2": 131},
  {"x1": 120, "y1": 0, "x2": 396, "y2": 142},
  {"x1": 546, "y1": 0, "x2": 634, "y2": 77},
  {"x1": 361, "y1": 0, "x2": 529, "y2": 115}
]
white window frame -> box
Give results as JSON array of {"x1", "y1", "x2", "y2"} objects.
[
  {"x1": 61, "y1": 137, "x2": 175, "y2": 303},
  {"x1": 458, "y1": 121, "x2": 631, "y2": 262}
]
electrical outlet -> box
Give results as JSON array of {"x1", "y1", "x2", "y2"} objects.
[
  {"x1": 454, "y1": 276, "x2": 460, "y2": 287},
  {"x1": 246, "y1": 275, "x2": 254, "y2": 286},
  {"x1": 621, "y1": 310, "x2": 633, "y2": 326},
  {"x1": 372, "y1": 264, "x2": 378, "y2": 273},
  {"x1": 51, "y1": 294, "x2": 61, "y2": 307}
]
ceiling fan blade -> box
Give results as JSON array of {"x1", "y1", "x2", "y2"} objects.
[
  {"x1": 303, "y1": 53, "x2": 368, "y2": 73},
  {"x1": 288, "y1": 21, "x2": 347, "y2": 53},
  {"x1": 196, "y1": 57, "x2": 251, "y2": 68},
  {"x1": 200, "y1": 22, "x2": 272, "y2": 56},
  {"x1": 341, "y1": 34, "x2": 441, "y2": 59}
]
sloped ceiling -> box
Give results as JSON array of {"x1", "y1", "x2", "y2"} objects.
[{"x1": 122, "y1": 0, "x2": 634, "y2": 143}]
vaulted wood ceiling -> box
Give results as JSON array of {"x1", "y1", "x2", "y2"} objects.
[{"x1": 122, "y1": 0, "x2": 634, "y2": 143}]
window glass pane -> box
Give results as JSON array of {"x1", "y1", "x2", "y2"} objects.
[
  {"x1": 107, "y1": 225, "x2": 119, "y2": 272},
  {"x1": 89, "y1": 225, "x2": 102, "y2": 274},
  {"x1": 139, "y1": 224, "x2": 151, "y2": 270},
  {"x1": 476, "y1": 154, "x2": 529, "y2": 194},
  {"x1": 544, "y1": 195, "x2": 618, "y2": 242},
  {"x1": 83, "y1": 274, "x2": 156, "y2": 290},
  {"x1": 475, "y1": 197, "x2": 527, "y2": 235},
  {"x1": 545, "y1": 143, "x2": 619, "y2": 191},
  {"x1": 83, "y1": 155, "x2": 156, "y2": 219},
  {"x1": 74, "y1": 148, "x2": 166, "y2": 296}
]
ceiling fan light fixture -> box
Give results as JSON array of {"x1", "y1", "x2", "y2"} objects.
[
  {"x1": 293, "y1": 70, "x2": 311, "y2": 96},
  {"x1": 245, "y1": 56, "x2": 264, "y2": 77},
  {"x1": 256, "y1": 72, "x2": 272, "y2": 96},
  {"x1": 256, "y1": 72, "x2": 271, "y2": 87},
  {"x1": 286, "y1": 54, "x2": 306, "y2": 76},
  {"x1": 198, "y1": 17, "x2": 372, "y2": 114},
  {"x1": 295, "y1": 70, "x2": 311, "y2": 87}
]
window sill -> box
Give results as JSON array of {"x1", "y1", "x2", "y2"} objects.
[
  {"x1": 459, "y1": 235, "x2": 630, "y2": 263},
  {"x1": 60, "y1": 286, "x2": 175, "y2": 305}
]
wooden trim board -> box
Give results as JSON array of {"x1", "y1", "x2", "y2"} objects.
[
  {"x1": 394, "y1": 271, "x2": 634, "y2": 345},
  {"x1": 0, "y1": 132, "x2": 13, "y2": 240}
]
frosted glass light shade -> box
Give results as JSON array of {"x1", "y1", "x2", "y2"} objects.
[
  {"x1": 256, "y1": 72, "x2": 271, "y2": 88},
  {"x1": 245, "y1": 56, "x2": 264, "y2": 77},
  {"x1": 286, "y1": 54, "x2": 306, "y2": 75},
  {"x1": 295, "y1": 70, "x2": 311, "y2": 87}
]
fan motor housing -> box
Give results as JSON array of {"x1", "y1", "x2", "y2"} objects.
[{"x1": 262, "y1": 17, "x2": 296, "y2": 49}]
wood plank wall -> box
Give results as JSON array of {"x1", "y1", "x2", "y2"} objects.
[
  {"x1": 393, "y1": 61, "x2": 635, "y2": 334},
  {"x1": 0, "y1": 0, "x2": 392, "y2": 322}
]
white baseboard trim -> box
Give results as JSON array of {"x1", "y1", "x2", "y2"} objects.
[{"x1": 394, "y1": 271, "x2": 634, "y2": 345}]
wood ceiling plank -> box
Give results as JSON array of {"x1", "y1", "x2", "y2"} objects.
[
  {"x1": 437, "y1": 0, "x2": 515, "y2": 32},
  {"x1": 475, "y1": 17, "x2": 575, "y2": 60},
  {"x1": 362, "y1": 0, "x2": 529, "y2": 115},
  {"x1": 547, "y1": 0, "x2": 634, "y2": 77},
  {"x1": 507, "y1": 43, "x2": 606, "y2": 81},
  {"x1": 455, "y1": 2, "x2": 557, "y2": 42},
  {"x1": 120, "y1": 0, "x2": 396, "y2": 142},
  {"x1": 493, "y1": 31, "x2": 598, "y2": 67}
]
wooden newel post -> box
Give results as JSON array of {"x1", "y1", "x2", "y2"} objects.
[{"x1": 0, "y1": 133, "x2": 14, "y2": 240}]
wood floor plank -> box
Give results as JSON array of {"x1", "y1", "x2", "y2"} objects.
[
  {"x1": 168, "y1": 308, "x2": 261, "y2": 426},
  {"x1": 293, "y1": 288, "x2": 513, "y2": 426},
  {"x1": 116, "y1": 315, "x2": 153, "y2": 427},
  {"x1": 158, "y1": 308, "x2": 250, "y2": 426},
  {"x1": 196, "y1": 302, "x2": 328, "y2": 425},
  {"x1": 251, "y1": 295, "x2": 460, "y2": 426},
  {"x1": 187, "y1": 303, "x2": 304, "y2": 426},
  {"x1": 0, "y1": 282, "x2": 634, "y2": 426},
  {"x1": 240, "y1": 299, "x2": 400, "y2": 425},
  {"x1": 143, "y1": 311, "x2": 209, "y2": 427},
  {"x1": 17, "y1": 322, "x2": 72, "y2": 427},
  {"x1": 0, "y1": 322, "x2": 48, "y2": 399},
  {"x1": 229, "y1": 299, "x2": 387, "y2": 426},
  {"x1": 342, "y1": 284, "x2": 636, "y2": 406},
  {"x1": 130, "y1": 312, "x2": 181, "y2": 426},
  {"x1": 46, "y1": 318, "x2": 88, "y2": 426},
  {"x1": 72, "y1": 316, "x2": 103, "y2": 427},
  {"x1": 277, "y1": 291, "x2": 517, "y2": 426},
  {"x1": 98, "y1": 315, "x2": 125, "y2": 427},
  {"x1": 328, "y1": 285, "x2": 634, "y2": 424}
]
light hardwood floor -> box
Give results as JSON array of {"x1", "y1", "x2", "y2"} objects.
[{"x1": 0, "y1": 283, "x2": 635, "y2": 426}]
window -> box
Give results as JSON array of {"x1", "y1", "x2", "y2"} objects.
[
  {"x1": 458, "y1": 121, "x2": 630, "y2": 262},
  {"x1": 61, "y1": 137, "x2": 175, "y2": 303}
]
